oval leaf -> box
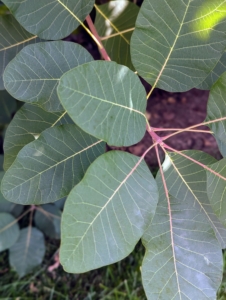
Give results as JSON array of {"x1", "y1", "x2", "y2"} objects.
[
  {"x1": 142, "y1": 179, "x2": 223, "y2": 299},
  {"x1": 0, "y1": 14, "x2": 39, "y2": 90},
  {"x1": 95, "y1": 1, "x2": 139, "y2": 70},
  {"x1": 2, "y1": 0, "x2": 94, "y2": 40},
  {"x1": 3, "y1": 103, "x2": 72, "y2": 171},
  {"x1": 9, "y1": 227, "x2": 45, "y2": 277},
  {"x1": 34, "y1": 204, "x2": 61, "y2": 239},
  {"x1": 60, "y1": 151, "x2": 158, "y2": 273},
  {"x1": 206, "y1": 158, "x2": 226, "y2": 227},
  {"x1": 2, "y1": 124, "x2": 105, "y2": 204},
  {"x1": 3, "y1": 41, "x2": 94, "y2": 112},
  {"x1": 0, "y1": 90, "x2": 16, "y2": 124},
  {"x1": 0, "y1": 212, "x2": 20, "y2": 251},
  {"x1": 131, "y1": 0, "x2": 226, "y2": 92},
  {"x1": 206, "y1": 72, "x2": 226, "y2": 156},
  {"x1": 58, "y1": 61, "x2": 147, "y2": 147}
]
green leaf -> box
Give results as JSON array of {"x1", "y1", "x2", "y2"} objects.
[
  {"x1": 60, "y1": 151, "x2": 158, "y2": 273},
  {"x1": 163, "y1": 150, "x2": 226, "y2": 248},
  {"x1": 0, "y1": 212, "x2": 20, "y2": 251},
  {"x1": 34, "y1": 204, "x2": 61, "y2": 239},
  {"x1": 0, "y1": 155, "x2": 3, "y2": 171},
  {"x1": 197, "y1": 51, "x2": 226, "y2": 90},
  {"x1": 0, "y1": 171, "x2": 23, "y2": 217},
  {"x1": 131, "y1": 0, "x2": 226, "y2": 92},
  {"x1": 0, "y1": 14, "x2": 39, "y2": 90},
  {"x1": 2, "y1": 124, "x2": 105, "y2": 205},
  {"x1": 3, "y1": 103, "x2": 72, "y2": 171},
  {"x1": 2, "y1": 0, "x2": 95, "y2": 40},
  {"x1": 206, "y1": 72, "x2": 226, "y2": 156},
  {"x1": 0, "y1": 90, "x2": 16, "y2": 124},
  {"x1": 142, "y1": 181, "x2": 223, "y2": 300},
  {"x1": 9, "y1": 227, "x2": 45, "y2": 277},
  {"x1": 58, "y1": 61, "x2": 147, "y2": 147},
  {"x1": 3, "y1": 41, "x2": 94, "y2": 112},
  {"x1": 54, "y1": 197, "x2": 66, "y2": 210},
  {"x1": 206, "y1": 158, "x2": 226, "y2": 227},
  {"x1": 95, "y1": 1, "x2": 139, "y2": 70}
]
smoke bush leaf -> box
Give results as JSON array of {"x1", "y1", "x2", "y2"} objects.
[
  {"x1": 131, "y1": 0, "x2": 226, "y2": 92},
  {"x1": 0, "y1": 14, "x2": 39, "y2": 90},
  {"x1": 58, "y1": 61, "x2": 147, "y2": 147},
  {"x1": 60, "y1": 151, "x2": 158, "y2": 273},
  {"x1": 2, "y1": 124, "x2": 105, "y2": 204},
  {"x1": 1, "y1": 0, "x2": 95, "y2": 40},
  {"x1": 3, "y1": 41, "x2": 94, "y2": 112},
  {"x1": 0, "y1": 90, "x2": 16, "y2": 125},
  {"x1": 9, "y1": 227, "x2": 45, "y2": 277},
  {"x1": 95, "y1": 1, "x2": 139, "y2": 70},
  {"x1": 0, "y1": 212, "x2": 20, "y2": 252},
  {"x1": 3, "y1": 103, "x2": 72, "y2": 171}
]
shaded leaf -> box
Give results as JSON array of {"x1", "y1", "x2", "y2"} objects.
[
  {"x1": 206, "y1": 72, "x2": 226, "y2": 156},
  {"x1": 3, "y1": 103, "x2": 72, "y2": 171},
  {"x1": 206, "y1": 158, "x2": 226, "y2": 227},
  {"x1": 142, "y1": 178, "x2": 223, "y2": 300},
  {"x1": 34, "y1": 204, "x2": 61, "y2": 239},
  {"x1": 95, "y1": 1, "x2": 138, "y2": 70},
  {"x1": 0, "y1": 155, "x2": 3, "y2": 170},
  {"x1": 9, "y1": 227, "x2": 45, "y2": 277},
  {"x1": 3, "y1": 41, "x2": 93, "y2": 112},
  {"x1": 54, "y1": 197, "x2": 66, "y2": 210},
  {"x1": 2, "y1": 0, "x2": 95, "y2": 40},
  {"x1": 58, "y1": 61, "x2": 147, "y2": 147},
  {"x1": 60, "y1": 151, "x2": 158, "y2": 273},
  {"x1": 131, "y1": 0, "x2": 226, "y2": 92},
  {"x1": 0, "y1": 212, "x2": 19, "y2": 251},
  {"x1": 163, "y1": 150, "x2": 226, "y2": 248},
  {"x1": 0, "y1": 14, "x2": 39, "y2": 90},
  {"x1": 0, "y1": 90, "x2": 16, "y2": 124},
  {"x1": 197, "y1": 51, "x2": 226, "y2": 90},
  {"x1": 2, "y1": 124, "x2": 105, "y2": 204}
]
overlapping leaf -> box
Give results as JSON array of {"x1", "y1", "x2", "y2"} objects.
[
  {"x1": 2, "y1": 124, "x2": 105, "y2": 204},
  {"x1": 0, "y1": 90, "x2": 16, "y2": 124},
  {"x1": 60, "y1": 151, "x2": 158, "y2": 273},
  {"x1": 95, "y1": 1, "x2": 138, "y2": 70},
  {"x1": 9, "y1": 227, "x2": 45, "y2": 277},
  {"x1": 2, "y1": 0, "x2": 95, "y2": 40},
  {"x1": 3, "y1": 41, "x2": 93, "y2": 112},
  {"x1": 58, "y1": 61, "x2": 147, "y2": 147},
  {"x1": 197, "y1": 51, "x2": 226, "y2": 90},
  {"x1": 34, "y1": 204, "x2": 61, "y2": 239},
  {"x1": 3, "y1": 103, "x2": 72, "y2": 171},
  {"x1": 206, "y1": 158, "x2": 226, "y2": 227},
  {"x1": 206, "y1": 72, "x2": 226, "y2": 156},
  {"x1": 0, "y1": 14, "x2": 39, "y2": 90},
  {"x1": 0, "y1": 212, "x2": 20, "y2": 251},
  {"x1": 131, "y1": 0, "x2": 226, "y2": 92},
  {"x1": 162, "y1": 150, "x2": 226, "y2": 248},
  {"x1": 142, "y1": 177, "x2": 223, "y2": 300}
]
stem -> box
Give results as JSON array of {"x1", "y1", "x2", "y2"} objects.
[
  {"x1": 86, "y1": 15, "x2": 111, "y2": 61},
  {"x1": 36, "y1": 206, "x2": 61, "y2": 219},
  {"x1": 153, "y1": 127, "x2": 213, "y2": 134},
  {"x1": 163, "y1": 143, "x2": 226, "y2": 181}
]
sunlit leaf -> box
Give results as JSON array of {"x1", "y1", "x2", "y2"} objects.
[
  {"x1": 3, "y1": 103, "x2": 72, "y2": 171},
  {"x1": 0, "y1": 14, "x2": 39, "y2": 90},
  {"x1": 9, "y1": 227, "x2": 45, "y2": 277},
  {"x1": 0, "y1": 212, "x2": 19, "y2": 251},
  {"x1": 131, "y1": 0, "x2": 226, "y2": 92},
  {"x1": 58, "y1": 61, "x2": 147, "y2": 147},
  {"x1": 2, "y1": 124, "x2": 105, "y2": 204},
  {"x1": 206, "y1": 158, "x2": 226, "y2": 227},
  {"x1": 95, "y1": 1, "x2": 138, "y2": 70},
  {"x1": 3, "y1": 41, "x2": 93, "y2": 112},
  {"x1": 206, "y1": 72, "x2": 226, "y2": 156},
  {"x1": 34, "y1": 204, "x2": 61, "y2": 239},
  {"x1": 197, "y1": 51, "x2": 226, "y2": 90},
  {"x1": 0, "y1": 90, "x2": 16, "y2": 124},
  {"x1": 2, "y1": 0, "x2": 95, "y2": 40},
  {"x1": 60, "y1": 151, "x2": 158, "y2": 273},
  {"x1": 142, "y1": 178, "x2": 223, "y2": 299}
]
